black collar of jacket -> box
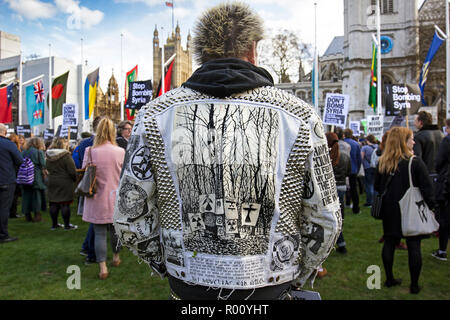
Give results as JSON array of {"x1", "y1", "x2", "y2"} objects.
[
  {"x1": 182, "y1": 58, "x2": 274, "y2": 98},
  {"x1": 419, "y1": 124, "x2": 439, "y2": 131}
]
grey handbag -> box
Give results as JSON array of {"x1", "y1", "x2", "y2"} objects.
[{"x1": 75, "y1": 148, "x2": 97, "y2": 198}]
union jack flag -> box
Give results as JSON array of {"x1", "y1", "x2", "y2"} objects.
[{"x1": 34, "y1": 80, "x2": 44, "y2": 104}]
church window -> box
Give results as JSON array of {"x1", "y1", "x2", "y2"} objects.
[{"x1": 370, "y1": 0, "x2": 394, "y2": 14}]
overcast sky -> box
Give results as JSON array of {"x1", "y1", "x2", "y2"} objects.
[{"x1": 1, "y1": 0, "x2": 427, "y2": 89}]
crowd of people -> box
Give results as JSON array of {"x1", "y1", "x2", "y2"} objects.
[
  {"x1": 324, "y1": 112, "x2": 449, "y2": 294},
  {"x1": 0, "y1": 117, "x2": 132, "y2": 280},
  {"x1": 0, "y1": 2, "x2": 448, "y2": 301}
]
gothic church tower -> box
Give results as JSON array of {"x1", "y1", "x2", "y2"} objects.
[
  {"x1": 153, "y1": 23, "x2": 192, "y2": 96},
  {"x1": 342, "y1": 0, "x2": 420, "y2": 120}
]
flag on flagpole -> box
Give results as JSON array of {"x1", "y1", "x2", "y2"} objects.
[
  {"x1": 26, "y1": 80, "x2": 45, "y2": 127},
  {"x1": 0, "y1": 83, "x2": 13, "y2": 123},
  {"x1": 156, "y1": 60, "x2": 174, "y2": 97},
  {"x1": 419, "y1": 30, "x2": 445, "y2": 106},
  {"x1": 368, "y1": 42, "x2": 377, "y2": 113},
  {"x1": 47, "y1": 71, "x2": 69, "y2": 118},
  {"x1": 125, "y1": 65, "x2": 138, "y2": 120},
  {"x1": 84, "y1": 68, "x2": 99, "y2": 120}
]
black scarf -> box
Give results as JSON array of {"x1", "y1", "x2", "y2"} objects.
[{"x1": 182, "y1": 58, "x2": 274, "y2": 98}]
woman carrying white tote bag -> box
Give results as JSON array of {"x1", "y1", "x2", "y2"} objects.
[{"x1": 399, "y1": 156, "x2": 440, "y2": 237}]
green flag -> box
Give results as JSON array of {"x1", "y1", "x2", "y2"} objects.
[
  {"x1": 368, "y1": 43, "x2": 377, "y2": 113},
  {"x1": 47, "y1": 71, "x2": 69, "y2": 118}
]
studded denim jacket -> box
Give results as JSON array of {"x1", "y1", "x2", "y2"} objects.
[{"x1": 113, "y1": 86, "x2": 341, "y2": 290}]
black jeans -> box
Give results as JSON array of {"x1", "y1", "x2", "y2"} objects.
[
  {"x1": 0, "y1": 184, "x2": 16, "y2": 239},
  {"x1": 348, "y1": 174, "x2": 360, "y2": 213}
]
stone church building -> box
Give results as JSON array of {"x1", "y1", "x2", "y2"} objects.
[
  {"x1": 277, "y1": 0, "x2": 448, "y2": 127},
  {"x1": 94, "y1": 23, "x2": 193, "y2": 122}
]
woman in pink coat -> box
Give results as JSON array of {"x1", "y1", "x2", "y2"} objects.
[{"x1": 82, "y1": 117, "x2": 125, "y2": 280}]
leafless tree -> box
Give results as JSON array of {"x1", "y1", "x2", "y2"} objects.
[{"x1": 258, "y1": 29, "x2": 312, "y2": 84}]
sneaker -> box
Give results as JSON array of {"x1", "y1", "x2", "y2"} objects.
[
  {"x1": 0, "y1": 236, "x2": 18, "y2": 243},
  {"x1": 396, "y1": 242, "x2": 407, "y2": 250},
  {"x1": 80, "y1": 249, "x2": 89, "y2": 256},
  {"x1": 336, "y1": 246, "x2": 347, "y2": 254},
  {"x1": 64, "y1": 224, "x2": 78, "y2": 230},
  {"x1": 50, "y1": 223, "x2": 64, "y2": 230},
  {"x1": 431, "y1": 250, "x2": 448, "y2": 261}
]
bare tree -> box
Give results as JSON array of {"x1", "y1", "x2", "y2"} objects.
[{"x1": 258, "y1": 29, "x2": 312, "y2": 84}]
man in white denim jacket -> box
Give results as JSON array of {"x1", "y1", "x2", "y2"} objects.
[{"x1": 113, "y1": 2, "x2": 341, "y2": 300}]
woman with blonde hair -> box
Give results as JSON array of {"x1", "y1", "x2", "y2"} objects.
[
  {"x1": 21, "y1": 137, "x2": 47, "y2": 222},
  {"x1": 82, "y1": 117, "x2": 124, "y2": 280},
  {"x1": 374, "y1": 127, "x2": 435, "y2": 294},
  {"x1": 46, "y1": 137, "x2": 77, "y2": 230}
]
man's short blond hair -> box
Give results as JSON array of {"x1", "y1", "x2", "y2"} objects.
[{"x1": 193, "y1": 2, "x2": 264, "y2": 64}]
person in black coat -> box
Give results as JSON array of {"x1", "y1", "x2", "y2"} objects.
[
  {"x1": 0, "y1": 124, "x2": 23, "y2": 243},
  {"x1": 413, "y1": 111, "x2": 443, "y2": 176},
  {"x1": 375, "y1": 127, "x2": 435, "y2": 294},
  {"x1": 432, "y1": 119, "x2": 450, "y2": 261}
]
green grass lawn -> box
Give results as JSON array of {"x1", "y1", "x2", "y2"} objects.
[{"x1": 0, "y1": 195, "x2": 448, "y2": 300}]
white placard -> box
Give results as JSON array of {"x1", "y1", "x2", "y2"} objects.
[
  {"x1": 62, "y1": 103, "x2": 78, "y2": 127},
  {"x1": 367, "y1": 115, "x2": 384, "y2": 141},
  {"x1": 322, "y1": 93, "x2": 350, "y2": 128},
  {"x1": 349, "y1": 121, "x2": 360, "y2": 136}
]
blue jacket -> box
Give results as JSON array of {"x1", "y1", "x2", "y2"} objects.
[
  {"x1": 344, "y1": 138, "x2": 362, "y2": 174},
  {"x1": 72, "y1": 136, "x2": 94, "y2": 169},
  {"x1": 0, "y1": 136, "x2": 24, "y2": 184}
]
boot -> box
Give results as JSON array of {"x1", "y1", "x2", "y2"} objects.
[
  {"x1": 25, "y1": 213, "x2": 33, "y2": 222},
  {"x1": 33, "y1": 212, "x2": 42, "y2": 222}
]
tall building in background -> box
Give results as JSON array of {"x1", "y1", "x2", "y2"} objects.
[
  {"x1": 153, "y1": 23, "x2": 192, "y2": 95},
  {"x1": 278, "y1": 0, "x2": 447, "y2": 127},
  {"x1": 342, "y1": 0, "x2": 420, "y2": 120}
]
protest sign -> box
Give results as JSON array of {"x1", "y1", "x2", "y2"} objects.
[
  {"x1": 56, "y1": 125, "x2": 78, "y2": 140},
  {"x1": 349, "y1": 121, "x2": 361, "y2": 136},
  {"x1": 384, "y1": 84, "x2": 422, "y2": 116},
  {"x1": 125, "y1": 80, "x2": 152, "y2": 110},
  {"x1": 62, "y1": 103, "x2": 78, "y2": 126},
  {"x1": 322, "y1": 93, "x2": 349, "y2": 127},
  {"x1": 15, "y1": 125, "x2": 32, "y2": 138},
  {"x1": 44, "y1": 129, "x2": 55, "y2": 141},
  {"x1": 367, "y1": 115, "x2": 384, "y2": 141},
  {"x1": 360, "y1": 119, "x2": 368, "y2": 135}
]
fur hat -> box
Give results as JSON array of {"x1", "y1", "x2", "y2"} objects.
[{"x1": 193, "y1": 2, "x2": 264, "y2": 64}]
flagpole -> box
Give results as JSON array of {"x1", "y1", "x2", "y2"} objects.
[
  {"x1": 161, "y1": 27, "x2": 165, "y2": 95},
  {"x1": 314, "y1": 2, "x2": 319, "y2": 114},
  {"x1": 49, "y1": 44, "x2": 53, "y2": 130},
  {"x1": 446, "y1": 0, "x2": 450, "y2": 118},
  {"x1": 376, "y1": 0, "x2": 382, "y2": 117},
  {"x1": 18, "y1": 52, "x2": 23, "y2": 125},
  {"x1": 120, "y1": 33, "x2": 124, "y2": 121},
  {"x1": 81, "y1": 37, "x2": 86, "y2": 132}
]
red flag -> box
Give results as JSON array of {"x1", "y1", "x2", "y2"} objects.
[
  {"x1": 158, "y1": 60, "x2": 174, "y2": 97},
  {"x1": 125, "y1": 65, "x2": 138, "y2": 121},
  {"x1": 0, "y1": 83, "x2": 13, "y2": 123},
  {"x1": 165, "y1": 1, "x2": 173, "y2": 7}
]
